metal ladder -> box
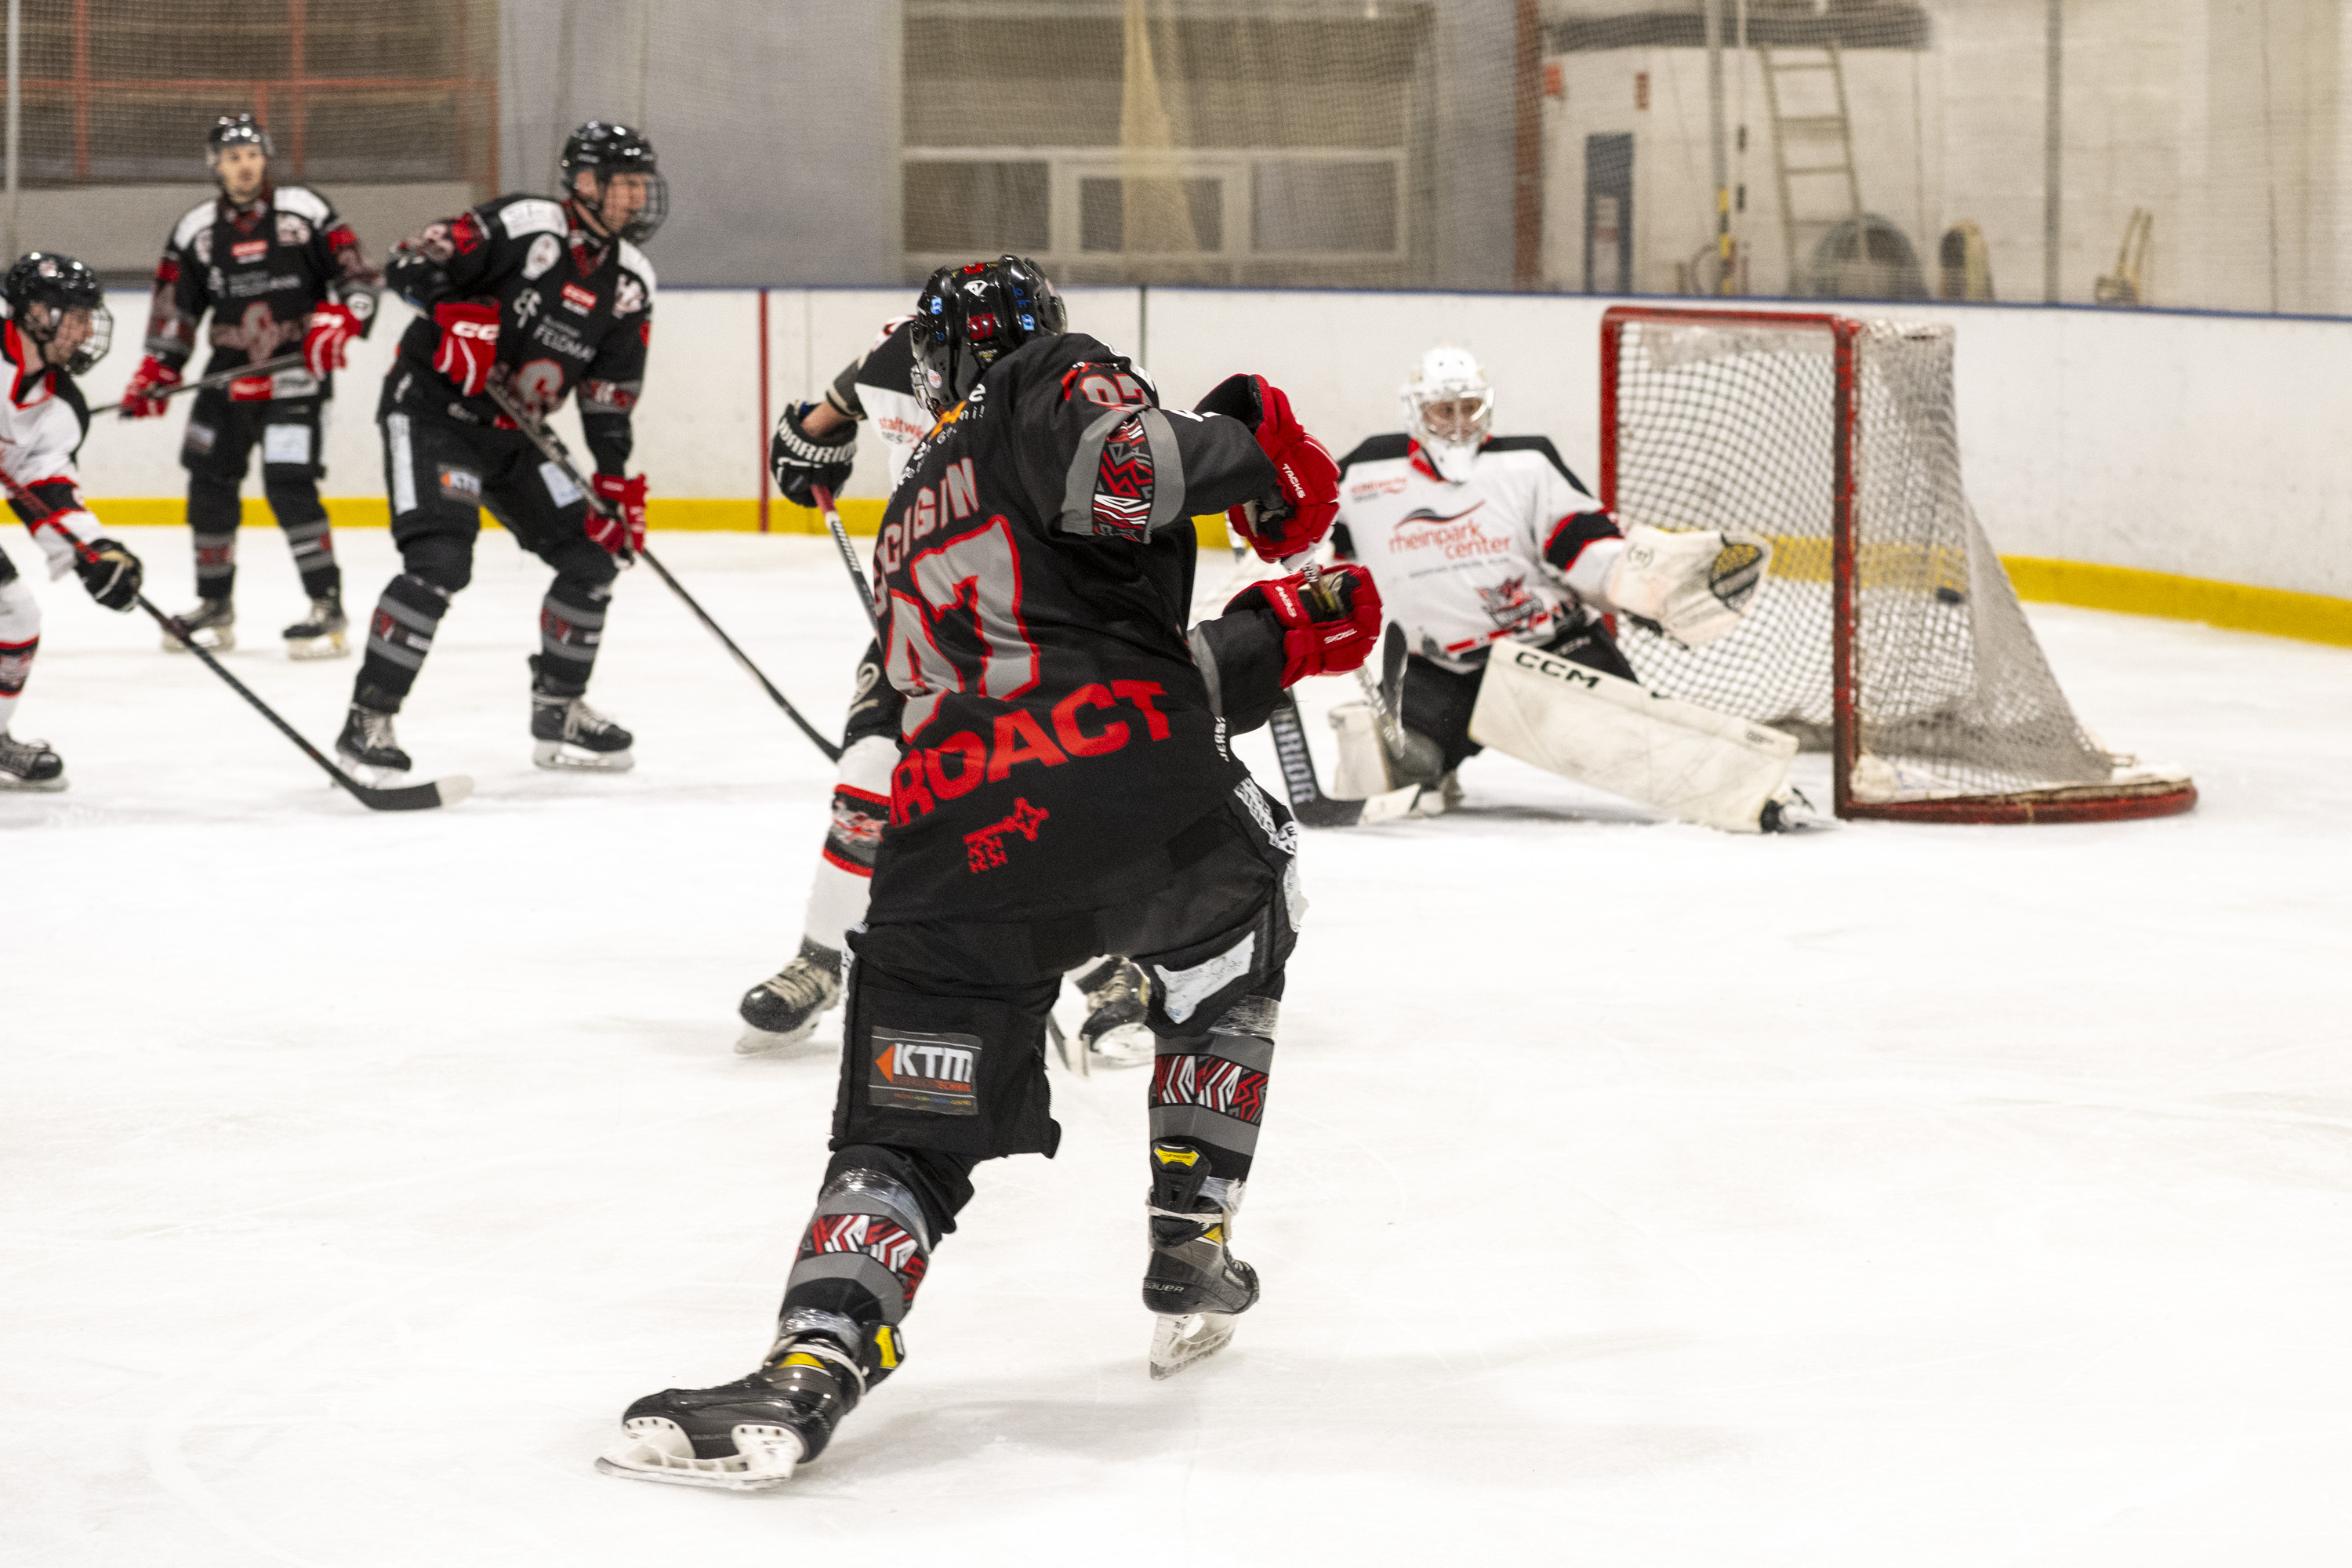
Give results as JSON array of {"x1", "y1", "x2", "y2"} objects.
[{"x1": 1760, "y1": 44, "x2": 1864, "y2": 294}]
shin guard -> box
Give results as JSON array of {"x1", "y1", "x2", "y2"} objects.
[{"x1": 357, "y1": 573, "x2": 450, "y2": 708}]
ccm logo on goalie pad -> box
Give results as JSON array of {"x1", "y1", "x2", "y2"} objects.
[{"x1": 869, "y1": 1029, "x2": 981, "y2": 1116}]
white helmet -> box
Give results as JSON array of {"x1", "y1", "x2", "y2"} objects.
[{"x1": 1399, "y1": 346, "x2": 1493, "y2": 484}]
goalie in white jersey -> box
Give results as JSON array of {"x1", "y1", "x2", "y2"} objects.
[{"x1": 1330, "y1": 347, "x2": 1803, "y2": 831}]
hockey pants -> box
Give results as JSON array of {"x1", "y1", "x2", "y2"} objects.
[
  {"x1": 180, "y1": 389, "x2": 339, "y2": 603},
  {"x1": 773, "y1": 784, "x2": 1302, "y2": 1387},
  {"x1": 353, "y1": 412, "x2": 617, "y2": 713}
]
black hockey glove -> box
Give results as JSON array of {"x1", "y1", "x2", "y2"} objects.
[
  {"x1": 770, "y1": 401, "x2": 858, "y2": 508},
  {"x1": 74, "y1": 537, "x2": 144, "y2": 612}
]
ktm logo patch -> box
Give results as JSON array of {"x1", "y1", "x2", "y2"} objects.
[{"x1": 868, "y1": 1029, "x2": 981, "y2": 1116}]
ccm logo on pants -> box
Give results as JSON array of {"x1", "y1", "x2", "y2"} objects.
[{"x1": 869, "y1": 1029, "x2": 981, "y2": 1116}]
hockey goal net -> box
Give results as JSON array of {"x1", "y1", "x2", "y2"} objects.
[{"x1": 1599, "y1": 306, "x2": 2194, "y2": 824}]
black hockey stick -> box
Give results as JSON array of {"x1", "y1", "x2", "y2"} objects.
[
  {"x1": 1220, "y1": 540, "x2": 1366, "y2": 827},
  {"x1": 89, "y1": 352, "x2": 307, "y2": 417},
  {"x1": 809, "y1": 484, "x2": 883, "y2": 642},
  {"x1": 2, "y1": 478, "x2": 469, "y2": 811},
  {"x1": 483, "y1": 382, "x2": 843, "y2": 764}
]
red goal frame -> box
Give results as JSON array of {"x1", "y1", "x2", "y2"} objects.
[{"x1": 1599, "y1": 304, "x2": 2196, "y2": 826}]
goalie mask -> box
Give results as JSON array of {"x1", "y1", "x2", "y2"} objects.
[
  {"x1": 1400, "y1": 346, "x2": 1494, "y2": 485},
  {"x1": 5, "y1": 252, "x2": 113, "y2": 376},
  {"x1": 561, "y1": 120, "x2": 667, "y2": 244},
  {"x1": 908, "y1": 255, "x2": 1067, "y2": 415}
]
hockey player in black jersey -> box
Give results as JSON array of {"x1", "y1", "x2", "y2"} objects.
[
  {"x1": 746, "y1": 314, "x2": 1156, "y2": 1069},
  {"x1": 601, "y1": 257, "x2": 1382, "y2": 1490},
  {"x1": 119, "y1": 114, "x2": 378, "y2": 659},
  {"x1": 336, "y1": 121, "x2": 662, "y2": 777},
  {"x1": 1, "y1": 254, "x2": 146, "y2": 789}
]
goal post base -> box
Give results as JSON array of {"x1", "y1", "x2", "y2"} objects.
[{"x1": 1842, "y1": 780, "x2": 2198, "y2": 825}]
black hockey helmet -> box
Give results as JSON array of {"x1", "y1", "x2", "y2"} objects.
[
  {"x1": 206, "y1": 113, "x2": 273, "y2": 162},
  {"x1": 5, "y1": 252, "x2": 112, "y2": 375},
  {"x1": 560, "y1": 120, "x2": 666, "y2": 244},
  {"x1": 907, "y1": 256, "x2": 1067, "y2": 415}
]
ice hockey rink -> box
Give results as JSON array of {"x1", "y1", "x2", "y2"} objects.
[{"x1": 7, "y1": 528, "x2": 2350, "y2": 1566}]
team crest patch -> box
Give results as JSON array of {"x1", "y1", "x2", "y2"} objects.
[
  {"x1": 1091, "y1": 413, "x2": 1153, "y2": 539},
  {"x1": 868, "y1": 1029, "x2": 981, "y2": 1116},
  {"x1": 522, "y1": 233, "x2": 561, "y2": 280}
]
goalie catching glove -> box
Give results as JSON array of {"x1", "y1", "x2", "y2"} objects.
[
  {"x1": 1192, "y1": 373, "x2": 1340, "y2": 563},
  {"x1": 1604, "y1": 524, "x2": 1772, "y2": 648},
  {"x1": 1226, "y1": 565, "x2": 1383, "y2": 686},
  {"x1": 768, "y1": 401, "x2": 856, "y2": 508}
]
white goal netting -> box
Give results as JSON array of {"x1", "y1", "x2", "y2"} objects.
[{"x1": 1605, "y1": 310, "x2": 2148, "y2": 811}]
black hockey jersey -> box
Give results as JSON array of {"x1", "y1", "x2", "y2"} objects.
[
  {"x1": 866, "y1": 332, "x2": 1290, "y2": 922},
  {"x1": 382, "y1": 194, "x2": 655, "y2": 474},
  {"x1": 143, "y1": 183, "x2": 378, "y2": 400}
]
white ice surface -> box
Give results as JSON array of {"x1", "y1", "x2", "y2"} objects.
[{"x1": 6, "y1": 531, "x2": 2351, "y2": 1566}]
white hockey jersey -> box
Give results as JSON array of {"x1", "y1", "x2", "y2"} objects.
[
  {"x1": 1332, "y1": 434, "x2": 1622, "y2": 672},
  {"x1": 826, "y1": 314, "x2": 927, "y2": 489},
  {"x1": 0, "y1": 307, "x2": 103, "y2": 575}
]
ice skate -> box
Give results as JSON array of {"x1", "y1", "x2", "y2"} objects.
[
  {"x1": 598, "y1": 1334, "x2": 866, "y2": 1492},
  {"x1": 1142, "y1": 1139, "x2": 1259, "y2": 1380},
  {"x1": 335, "y1": 704, "x2": 412, "y2": 782},
  {"x1": 530, "y1": 656, "x2": 634, "y2": 771},
  {"x1": 1074, "y1": 956, "x2": 1154, "y2": 1069},
  {"x1": 1759, "y1": 786, "x2": 1826, "y2": 833},
  {"x1": 282, "y1": 594, "x2": 349, "y2": 660},
  {"x1": 161, "y1": 598, "x2": 234, "y2": 653},
  {"x1": 736, "y1": 937, "x2": 842, "y2": 1054},
  {"x1": 0, "y1": 731, "x2": 65, "y2": 791}
]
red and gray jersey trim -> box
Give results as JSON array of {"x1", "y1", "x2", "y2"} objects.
[
  {"x1": 1060, "y1": 404, "x2": 1188, "y2": 539},
  {"x1": 1543, "y1": 508, "x2": 1621, "y2": 573}
]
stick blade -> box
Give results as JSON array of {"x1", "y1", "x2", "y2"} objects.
[{"x1": 350, "y1": 774, "x2": 474, "y2": 812}]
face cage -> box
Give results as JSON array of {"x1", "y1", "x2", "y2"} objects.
[
  {"x1": 1404, "y1": 385, "x2": 1493, "y2": 481},
  {"x1": 575, "y1": 169, "x2": 667, "y2": 245},
  {"x1": 21, "y1": 298, "x2": 114, "y2": 376}
]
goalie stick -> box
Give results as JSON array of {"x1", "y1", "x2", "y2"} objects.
[
  {"x1": 1, "y1": 474, "x2": 470, "y2": 811},
  {"x1": 89, "y1": 352, "x2": 307, "y2": 417},
  {"x1": 1217, "y1": 540, "x2": 1369, "y2": 827},
  {"x1": 482, "y1": 381, "x2": 843, "y2": 764}
]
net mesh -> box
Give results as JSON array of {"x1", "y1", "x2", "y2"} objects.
[
  {"x1": 5, "y1": 0, "x2": 2344, "y2": 306},
  {"x1": 1607, "y1": 311, "x2": 2118, "y2": 802}
]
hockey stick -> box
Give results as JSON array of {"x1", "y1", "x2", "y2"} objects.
[
  {"x1": 809, "y1": 484, "x2": 883, "y2": 642},
  {"x1": 89, "y1": 352, "x2": 307, "y2": 417},
  {"x1": 482, "y1": 381, "x2": 844, "y2": 764},
  {"x1": 1, "y1": 475, "x2": 470, "y2": 811},
  {"x1": 1220, "y1": 540, "x2": 1365, "y2": 827}
]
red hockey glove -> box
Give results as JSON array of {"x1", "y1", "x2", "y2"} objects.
[
  {"x1": 303, "y1": 301, "x2": 362, "y2": 378},
  {"x1": 1193, "y1": 372, "x2": 1341, "y2": 563},
  {"x1": 587, "y1": 473, "x2": 648, "y2": 557},
  {"x1": 1225, "y1": 564, "x2": 1383, "y2": 687},
  {"x1": 117, "y1": 355, "x2": 180, "y2": 419},
  {"x1": 431, "y1": 300, "x2": 501, "y2": 397}
]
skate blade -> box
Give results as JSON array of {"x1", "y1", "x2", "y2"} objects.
[
  {"x1": 597, "y1": 1417, "x2": 800, "y2": 1491},
  {"x1": 0, "y1": 771, "x2": 67, "y2": 793},
  {"x1": 735, "y1": 1014, "x2": 826, "y2": 1056},
  {"x1": 534, "y1": 740, "x2": 636, "y2": 771},
  {"x1": 285, "y1": 633, "x2": 349, "y2": 660},
  {"x1": 1086, "y1": 1021, "x2": 1156, "y2": 1071},
  {"x1": 1149, "y1": 1311, "x2": 1238, "y2": 1380},
  {"x1": 161, "y1": 628, "x2": 234, "y2": 654}
]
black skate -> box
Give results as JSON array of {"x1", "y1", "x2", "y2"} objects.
[
  {"x1": 1074, "y1": 957, "x2": 1154, "y2": 1069},
  {"x1": 599, "y1": 1334, "x2": 867, "y2": 1492},
  {"x1": 335, "y1": 703, "x2": 412, "y2": 782},
  {"x1": 0, "y1": 731, "x2": 66, "y2": 792},
  {"x1": 282, "y1": 594, "x2": 349, "y2": 660},
  {"x1": 735, "y1": 936, "x2": 843, "y2": 1054},
  {"x1": 1142, "y1": 1138, "x2": 1259, "y2": 1379},
  {"x1": 162, "y1": 598, "x2": 234, "y2": 654},
  {"x1": 529, "y1": 655, "x2": 633, "y2": 771}
]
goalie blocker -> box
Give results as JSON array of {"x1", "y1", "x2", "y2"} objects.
[{"x1": 1467, "y1": 641, "x2": 1803, "y2": 834}]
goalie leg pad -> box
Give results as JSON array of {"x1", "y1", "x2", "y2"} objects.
[{"x1": 1468, "y1": 641, "x2": 1798, "y2": 833}]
